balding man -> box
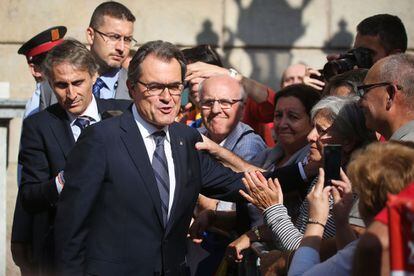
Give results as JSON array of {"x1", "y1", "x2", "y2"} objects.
[
  {"x1": 355, "y1": 53, "x2": 414, "y2": 275},
  {"x1": 190, "y1": 75, "x2": 265, "y2": 275},
  {"x1": 358, "y1": 53, "x2": 414, "y2": 141},
  {"x1": 199, "y1": 75, "x2": 266, "y2": 160}
]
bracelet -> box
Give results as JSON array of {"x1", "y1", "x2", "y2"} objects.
[{"x1": 307, "y1": 219, "x2": 325, "y2": 228}]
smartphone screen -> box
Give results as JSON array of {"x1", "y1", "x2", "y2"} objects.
[{"x1": 324, "y1": 144, "x2": 342, "y2": 186}]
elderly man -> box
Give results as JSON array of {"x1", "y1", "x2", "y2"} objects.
[
  {"x1": 54, "y1": 40, "x2": 248, "y2": 275},
  {"x1": 355, "y1": 53, "x2": 414, "y2": 275},
  {"x1": 12, "y1": 39, "x2": 130, "y2": 275},
  {"x1": 190, "y1": 75, "x2": 265, "y2": 275},
  {"x1": 358, "y1": 53, "x2": 414, "y2": 141},
  {"x1": 199, "y1": 75, "x2": 266, "y2": 160}
]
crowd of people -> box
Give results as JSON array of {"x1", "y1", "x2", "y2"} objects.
[{"x1": 11, "y1": 1, "x2": 414, "y2": 276}]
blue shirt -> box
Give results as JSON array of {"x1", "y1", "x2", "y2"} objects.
[{"x1": 99, "y1": 68, "x2": 121, "y2": 99}]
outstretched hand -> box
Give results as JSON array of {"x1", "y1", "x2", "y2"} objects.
[
  {"x1": 302, "y1": 67, "x2": 325, "y2": 91},
  {"x1": 239, "y1": 171, "x2": 283, "y2": 211},
  {"x1": 185, "y1": 61, "x2": 229, "y2": 81}
]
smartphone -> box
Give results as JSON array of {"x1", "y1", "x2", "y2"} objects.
[{"x1": 324, "y1": 144, "x2": 342, "y2": 186}]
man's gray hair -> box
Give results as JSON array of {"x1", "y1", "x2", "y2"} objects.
[
  {"x1": 42, "y1": 39, "x2": 98, "y2": 80},
  {"x1": 378, "y1": 53, "x2": 414, "y2": 100},
  {"x1": 198, "y1": 75, "x2": 246, "y2": 101},
  {"x1": 311, "y1": 96, "x2": 375, "y2": 146},
  {"x1": 127, "y1": 40, "x2": 186, "y2": 87}
]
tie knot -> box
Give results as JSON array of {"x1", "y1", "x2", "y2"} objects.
[
  {"x1": 93, "y1": 78, "x2": 106, "y2": 98},
  {"x1": 153, "y1": 131, "x2": 166, "y2": 146},
  {"x1": 74, "y1": 117, "x2": 90, "y2": 130}
]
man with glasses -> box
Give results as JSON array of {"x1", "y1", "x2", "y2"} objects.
[
  {"x1": 54, "y1": 40, "x2": 247, "y2": 275},
  {"x1": 358, "y1": 53, "x2": 414, "y2": 141},
  {"x1": 189, "y1": 75, "x2": 265, "y2": 275},
  {"x1": 199, "y1": 75, "x2": 266, "y2": 164},
  {"x1": 12, "y1": 39, "x2": 130, "y2": 275},
  {"x1": 354, "y1": 53, "x2": 414, "y2": 275},
  {"x1": 85, "y1": 1, "x2": 135, "y2": 100}
]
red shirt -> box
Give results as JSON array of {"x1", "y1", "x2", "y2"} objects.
[
  {"x1": 375, "y1": 182, "x2": 414, "y2": 224},
  {"x1": 242, "y1": 88, "x2": 276, "y2": 147}
]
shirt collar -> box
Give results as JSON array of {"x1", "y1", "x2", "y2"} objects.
[
  {"x1": 132, "y1": 104, "x2": 170, "y2": 142},
  {"x1": 390, "y1": 120, "x2": 414, "y2": 141},
  {"x1": 66, "y1": 96, "x2": 101, "y2": 125},
  {"x1": 100, "y1": 68, "x2": 121, "y2": 91}
]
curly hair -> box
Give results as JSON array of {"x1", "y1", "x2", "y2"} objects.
[{"x1": 347, "y1": 141, "x2": 414, "y2": 220}]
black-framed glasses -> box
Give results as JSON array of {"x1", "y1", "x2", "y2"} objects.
[
  {"x1": 136, "y1": 80, "x2": 184, "y2": 96},
  {"x1": 356, "y1": 82, "x2": 403, "y2": 97},
  {"x1": 93, "y1": 28, "x2": 137, "y2": 47},
  {"x1": 200, "y1": 98, "x2": 243, "y2": 109}
]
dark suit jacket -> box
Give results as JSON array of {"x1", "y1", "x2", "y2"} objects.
[
  {"x1": 54, "y1": 106, "x2": 245, "y2": 275},
  {"x1": 12, "y1": 98, "x2": 131, "y2": 273}
]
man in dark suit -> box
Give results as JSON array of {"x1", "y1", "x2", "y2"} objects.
[
  {"x1": 11, "y1": 39, "x2": 130, "y2": 275},
  {"x1": 54, "y1": 40, "x2": 246, "y2": 275}
]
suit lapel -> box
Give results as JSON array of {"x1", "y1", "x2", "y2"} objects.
[
  {"x1": 119, "y1": 108, "x2": 164, "y2": 228},
  {"x1": 48, "y1": 105, "x2": 75, "y2": 158},
  {"x1": 165, "y1": 124, "x2": 187, "y2": 234}
]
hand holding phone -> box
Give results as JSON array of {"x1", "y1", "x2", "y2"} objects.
[{"x1": 323, "y1": 144, "x2": 342, "y2": 186}]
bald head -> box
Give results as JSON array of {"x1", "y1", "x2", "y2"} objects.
[
  {"x1": 199, "y1": 75, "x2": 244, "y2": 100},
  {"x1": 281, "y1": 63, "x2": 307, "y2": 88},
  {"x1": 199, "y1": 75, "x2": 246, "y2": 143}
]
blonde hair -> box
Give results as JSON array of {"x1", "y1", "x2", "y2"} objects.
[{"x1": 347, "y1": 141, "x2": 414, "y2": 220}]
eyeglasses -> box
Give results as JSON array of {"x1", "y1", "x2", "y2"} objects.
[
  {"x1": 200, "y1": 99, "x2": 243, "y2": 109},
  {"x1": 356, "y1": 82, "x2": 403, "y2": 97},
  {"x1": 93, "y1": 28, "x2": 137, "y2": 47},
  {"x1": 136, "y1": 80, "x2": 184, "y2": 96}
]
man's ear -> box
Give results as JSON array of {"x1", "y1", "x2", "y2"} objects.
[
  {"x1": 86, "y1": 27, "x2": 94, "y2": 45},
  {"x1": 386, "y1": 85, "x2": 396, "y2": 110},
  {"x1": 28, "y1": 63, "x2": 43, "y2": 79},
  {"x1": 126, "y1": 79, "x2": 134, "y2": 99}
]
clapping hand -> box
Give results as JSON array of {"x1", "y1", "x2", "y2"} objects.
[{"x1": 239, "y1": 171, "x2": 283, "y2": 211}]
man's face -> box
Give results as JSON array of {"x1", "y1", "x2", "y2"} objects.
[
  {"x1": 87, "y1": 15, "x2": 134, "y2": 70},
  {"x1": 358, "y1": 61, "x2": 389, "y2": 132},
  {"x1": 200, "y1": 76, "x2": 244, "y2": 143},
  {"x1": 354, "y1": 33, "x2": 388, "y2": 63},
  {"x1": 130, "y1": 54, "x2": 182, "y2": 128},
  {"x1": 50, "y1": 62, "x2": 94, "y2": 116},
  {"x1": 281, "y1": 64, "x2": 306, "y2": 88}
]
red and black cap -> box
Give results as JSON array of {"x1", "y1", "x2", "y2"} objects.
[{"x1": 18, "y1": 26, "x2": 67, "y2": 62}]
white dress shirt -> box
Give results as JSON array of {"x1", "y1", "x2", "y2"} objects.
[
  {"x1": 132, "y1": 104, "x2": 176, "y2": 219},
  {"x1": 66, "y1": 96, "x2": 101, "y2": 141},
  {"x1": 56, "y1": 96, "x2": 101, "y2": 194}
]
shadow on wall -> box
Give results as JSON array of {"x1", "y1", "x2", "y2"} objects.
[
  {"x1": 195, "y1": 0, "x2": 311, "y2": 89},
  {"x1": 323, "y1": 18, "x2": 354, "y2": 52}
]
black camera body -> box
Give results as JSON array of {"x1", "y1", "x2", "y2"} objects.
[{"x1": 322, "y1": 47, "x2": 374, "y2": 81}]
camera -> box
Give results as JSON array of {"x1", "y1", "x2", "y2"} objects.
[{"x1": 322, "y1": 47, "x2": 374, "y2": 81}]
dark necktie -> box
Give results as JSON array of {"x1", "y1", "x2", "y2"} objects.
[
  {"x1": 152, "y1": 131, "x2": 170, "y2": 227},
  {"x1": 74, "y1": 117, "x2": 90, "y2": 131},
  {"x1": 92, "y1": 77, "x2": 105, "y2": 98}
]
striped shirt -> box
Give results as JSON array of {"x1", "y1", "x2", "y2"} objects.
[{"x1": 263, "y1": 178, "x2": 336, "y2": 251}]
